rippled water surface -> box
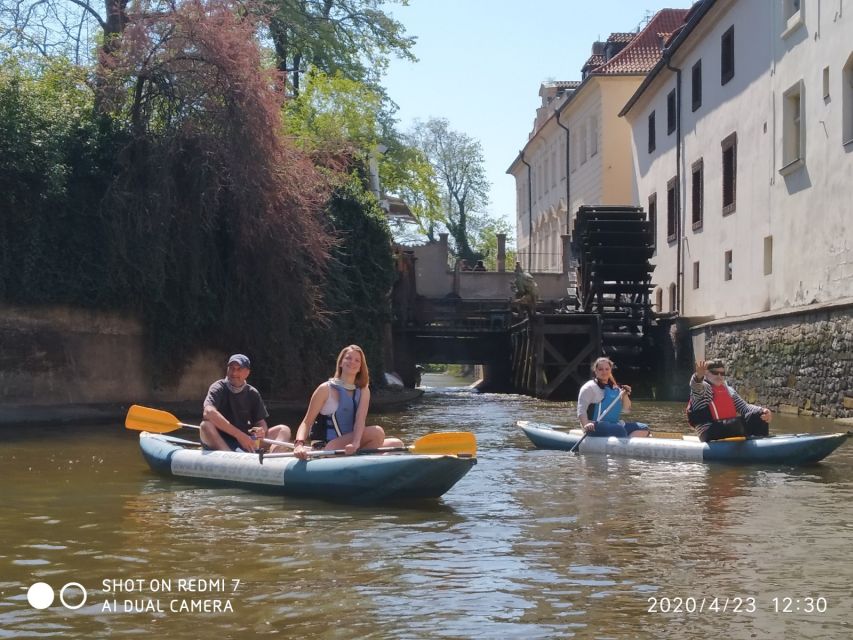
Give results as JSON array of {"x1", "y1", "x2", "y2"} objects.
[{"x1": 1, "y1": 374, "x2": 852, "y2": 638}]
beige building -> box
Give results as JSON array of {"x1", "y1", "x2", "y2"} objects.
[{"x1": 507, "y1": 9, "x2": 689, "y2": 274}]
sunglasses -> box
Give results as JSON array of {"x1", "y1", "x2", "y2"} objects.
[{"x1": 707, "y1": 369, "x2": 725, "y2": 375}]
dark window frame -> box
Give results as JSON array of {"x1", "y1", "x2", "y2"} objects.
[
  {"x1": 692, "y1": 59, "x2": 702, "y2": 111},
  {"x1": 648, "y1": 110, "x2": 656, "y2": 153},
  {"x1": 667, "y1": 89, "x2": 677, "y2": 134},
  {"x1": 691, "y1": 158, "x2": 704, "y2": 230},
  {"x1": 666, "y1": 176, "x2": 678, "y2": 243},
  {"x1": 693, "y1": 261, "x2": 700, "y2": 289},
  {"x1": 721, "y1": 132, "x2": 737, "y2": 215},
  {"x1": 648, "y1": 193, "x2": 657, "y2": 251},
  {"x1": 721, "y1": 26, "x2": 735, "y2": 85}
]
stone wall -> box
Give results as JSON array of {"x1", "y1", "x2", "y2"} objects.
[
  {"x1": 692, "y1": 303, "x2": 853, "y2": 419},
  {"x1": 0, "y1": 303, "x2": 223, "y2": 408}
]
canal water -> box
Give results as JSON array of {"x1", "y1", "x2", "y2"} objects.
[{"x1": 1, "y1": 373, "x2": 851, "y2": 638}]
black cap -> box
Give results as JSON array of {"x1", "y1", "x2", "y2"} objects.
[{"x1": 227, "y1": 354, "x2": 251, "y2": 369}]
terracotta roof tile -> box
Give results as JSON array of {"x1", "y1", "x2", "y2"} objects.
[
  {"x1": 583, "y1": 53, "x2": 606, "y2": 70},
  {"x1": 607, "y1": 32, "x2": 636, "y2": 43},
  {"x1": 593, "y1": 8, "x2": 690, "y2": 75}
]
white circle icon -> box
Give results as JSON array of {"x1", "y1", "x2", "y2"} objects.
[
  {"x1": 27, "y1": 582, "x2": 55, "y2": 609},
  {"x1": 59, "y1": 582, "x2": 87, "y2": 610}
]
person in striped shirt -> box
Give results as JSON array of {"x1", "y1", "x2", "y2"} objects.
[{"x1": 688, "y1": 358, "x2": 772, "y2": 442}]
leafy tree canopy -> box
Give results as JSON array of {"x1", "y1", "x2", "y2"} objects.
[
  {"x1": 408, "y1": 116, "x2": 491, "y2": 262},
  {"x1": 264, "y1": 0, "x2": 416, "y2": 96}
]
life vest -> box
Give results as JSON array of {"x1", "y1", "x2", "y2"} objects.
[
  {"x1": 687, "y1": 383, "x2": 737, "y2": 426},
  {"x1": 310, "y1": 382, "x2": 361, "y2": 442},
  {"x1": 593, "y1": 383, "x2": 623, "y2": 422}
]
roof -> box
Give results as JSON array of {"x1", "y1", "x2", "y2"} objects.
[
  {"x1": 607, "y1": 32, "x2": 636, "y2": 43},
  {"x1": 619, "y1": 1, "x2": 717, "y2": 116},
  {"x1": 592, "y1": 8, "x2": 690, "y2": 75},
  {"x1": 542, "y1": 80, "x2": 582, "y2": 89},
  {"x1": 383, "y1": 195, "x2": 417, "y2": 224},
  {"x1": 507, "y1": 6, "x2": 693, "y2": 174}
]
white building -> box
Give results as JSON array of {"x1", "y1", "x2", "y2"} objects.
[
  {"x1": 621, "y1": 0, "x2": 853, "y2": 318},
  {"x1": 507, "y1": 9, "x2": 689, "y2": 274}
]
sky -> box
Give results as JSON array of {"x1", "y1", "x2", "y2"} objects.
[{"x1": 382, "y1": 0, "x2": 696, "y2": 237}]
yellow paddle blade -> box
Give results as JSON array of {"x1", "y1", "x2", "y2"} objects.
[
  {"x1": 410, "y1": 432, "x2": 477, "y2": 456},
  {"x1": 125, "y1": 405, "x2": 181, "y2": 434},
  {"x1": 651, "y1": 431, "x2": 691, "y2": 440}
]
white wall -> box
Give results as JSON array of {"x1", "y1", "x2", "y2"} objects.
[{"x1": 626, "y1": 0, "x2": 852, "y2": 320}]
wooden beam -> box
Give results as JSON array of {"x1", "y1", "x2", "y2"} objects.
[{"x1": 541, "y1": 339, "x2": 598, "y2": 397}]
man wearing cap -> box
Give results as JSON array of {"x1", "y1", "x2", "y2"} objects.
[
  {"x1": 200, "y1": 354, "x2": 291, "y2": 451},
  {"x1": 687, "y1": 358, "x2": 772, "y2": 442}
]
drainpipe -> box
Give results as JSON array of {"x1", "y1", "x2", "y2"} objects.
[
  {"x1": 519, "y1": 152, "x2": 533, "y2": 271},
  {"x1": 665, "y1": 55, "x2": 683, "y2": 315},
  {"x1": 554, "y1": 106, "x2": 572, "y2": 242}
]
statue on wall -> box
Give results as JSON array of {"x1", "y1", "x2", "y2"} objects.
[{"x1": 511, "y1": 262, "x2": 538, "y2": 316}]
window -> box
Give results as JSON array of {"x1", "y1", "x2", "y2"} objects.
[
  {"x1": 781, "y1": 81, "x2": 805, "y2": 174},
  {"x1": 724, "y1": 250, "x2": 733, "y2": 281},
  {"x1": 721, "y1": 132, "x2": 737, "y2": 214},
  {"x1": 843, "y1": 53, "x2": 853, "y2": 144},
  {"x1": 648, "y1": 193, "x2": 657, "y2": 250},
  {"x1": 648, "y1": 111, "x2": 656, "y2": 153},
  {"x1": 763, "y1": 236, "x2": 773, "y2": 275},
  {"x1": 691, "y1": 158, "x2": 704, "y2": 229},
  {"x1": 693, "y1": 261, "x2": 700, "y2": 289},
  {"x1": 590, "y1": 115, "x2": 598, "y2": 156},
  {"x1": 721, "y1": 26, "x2": 734, "y2": 86},
  {"x1": 553, "y1": 150, "x2": 559, "y2": 187},
  {"x1": 667, "y1": 89, "x2": 677, "y2": 134},
  {"x1": 692, "y1": 59, "x2": 702, "y2": 111},
  {"x1": 666, "y1": 177, "x2": 677, "y2": 242},
  {"x1": 782, "y1": 0, "x2": 804, "y2": 38},
  {"x1": 655, "y1": 288, "x2": 663, "y2": 313},
  {"x1": 580, "y1": 124, "x2": 587, "y2": 164},
  {"x1": 823, "y1": 66, "x2": 830, "y2": 99},
  {"x1": 784, "y1": 0, "x2": 801, "y2": 19},
  {"x1": 571, "y1": 133, "x2": 578, "y2": 172},
  {"x1": 668, "y1": 283, "x2": 677, "y2": 312}
]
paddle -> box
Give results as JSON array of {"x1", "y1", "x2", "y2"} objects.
[
  {"x1": 125, "y1": 404, "x2": 293, "y2": 450},
  {"x1": 126, "y1": 405, "x2": 475, "y2": 456},
  {"x1": 571, "y1": 388, "x2": 625, "y2": 455},
  {"x1": 295, "y1": 431, "x2": 477, "y2": 458}
]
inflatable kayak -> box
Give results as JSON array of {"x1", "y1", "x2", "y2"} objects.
[
  {"x1": 138, "y1": 432, "x2": 476, "y2": 503},
  {"x1": 517, "y1": 421, "x2": 851, "y2": 465}
]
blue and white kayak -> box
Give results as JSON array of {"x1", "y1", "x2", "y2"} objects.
[
  {"x1": 138, "y1": 432, "x2": 476, "y2": 503},
  {"x1": 517, "y1": 421, "x2": 851, "y2": 465}
]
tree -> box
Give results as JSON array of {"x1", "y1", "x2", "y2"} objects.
[
  {"x1": 470, "y1": 216, "x2": 516, "y2": 271},
  {"x1": 0, "y1": 0, "x2": 129, "y2": 63},
  {"x1": 409, "y1": 117, "x2": 490, "y2": 262},
  {"x1": 264, "y1": 0, "x2": 416, "y2": 96},
  {"x1": 284, "y1": 70, "x2": 441, "y2": 241},
  {"x1": 94, "y1": 0, "x2": 335, "y2": 389}
]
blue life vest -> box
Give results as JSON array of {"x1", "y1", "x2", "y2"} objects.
[
  {"x1": 310, "y1": 382, "x2": 361, "y2": 442},
  {"x1": 595, "y1": 384, "x2": 623, "y2": 422}
]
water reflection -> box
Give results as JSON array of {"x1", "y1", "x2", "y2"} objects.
[{"x1": 1, "y1": 377, "x2": 851, "y2": 638}]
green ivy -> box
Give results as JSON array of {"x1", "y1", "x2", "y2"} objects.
[
  {"x1": 0, "y1": 55, "x2": 397, "y2": 397},
  {"x1": 311, "y1": 172, "x2": 396, "y2": 382}
]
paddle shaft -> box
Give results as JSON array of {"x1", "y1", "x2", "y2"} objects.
[
  {"x1": 571, "y1": 388, "x2": 625, "y2": 454},
  {"x1": 262, "y1": 445, "x2": 417, "y2": 459},
  {"x1": 166, "y1": 421, "x2": 294, "y2": 450}
]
